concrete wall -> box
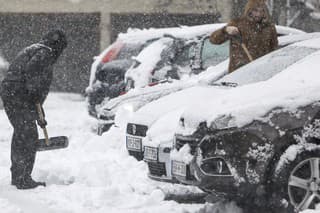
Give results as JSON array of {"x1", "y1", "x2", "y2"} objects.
[{"x1": 0, "y1": 0, "x2": 233, "y2": 50}]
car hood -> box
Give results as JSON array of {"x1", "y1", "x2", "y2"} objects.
[
  {"x1": 138, "y1": 86, "x2": 229, "y2": 146},
  {"x1": 177, "y1": 49, "x2": 320, "y2": 136}
]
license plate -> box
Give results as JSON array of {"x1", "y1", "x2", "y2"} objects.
[
  {"x1": 126, "y1": 136, "x2": 142, "y2": 151},
  {"x1": 172, "y1": 161, "x2": 187, "y2": 177},
  {"x1": 144, "y1": 146, "x2": 158, "y2": 161}
]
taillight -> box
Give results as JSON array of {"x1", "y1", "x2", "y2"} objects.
[{"x1": 101, "y1": 41, "x2": 124, "y2": 63}]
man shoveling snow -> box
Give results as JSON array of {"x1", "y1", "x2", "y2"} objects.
[{"x1": 0, "y1": 29, "x2": 67, "y2": 189}]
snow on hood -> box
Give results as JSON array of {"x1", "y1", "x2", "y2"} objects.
[
  {"x1": 279, "y1": 32, "x2": 320, "y2": 47},
  {"x1": 125, "y1": 37, "x2": 173, "y2": 88},
  {"x1": 179, "y1": 48, "x2": 320, "y2": 135},
  {"x1": 275, "y1": 25, "x2": 305, "y2": 35},
  {"x1": 100, "y1": 59, "x2": 228, "y2": 114},
  {"x1": 128, "y1": 86, "x2": 227, "y2": 127},
  {"x1": 143, "y1": 108, "x2": 185, "y2": 147}
]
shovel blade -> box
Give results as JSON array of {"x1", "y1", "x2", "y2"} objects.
[{"x1": 37, "y1": 136, "x2": 69, "y2": 152}]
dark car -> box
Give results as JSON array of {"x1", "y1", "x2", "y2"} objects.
[
  {"x1": 86, "y1": 39, "x2": 156, "y2": 118},
  {"x1": 172, "y1": 37, "x2": 320, "y2": 212}
]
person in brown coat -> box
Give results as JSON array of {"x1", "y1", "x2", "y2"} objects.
[{"x1": 210, "y1": 0, "x2": 278, "y2": 73}]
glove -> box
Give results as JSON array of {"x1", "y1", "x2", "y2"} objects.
[
  {"x1": 225, "y1": 26, "x2": 240, "y2": 35},
  {"x1": 37, "y1": 118, "x2": 47, "y2": 129}
]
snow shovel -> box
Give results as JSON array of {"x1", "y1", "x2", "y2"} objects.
[{"x1": 35, "y1": 103, "x2": 69, "y2": 151}]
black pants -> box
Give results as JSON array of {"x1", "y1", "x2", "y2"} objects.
[{"x1": 1, "y1": 83, "x2": 38, "y2": 182}]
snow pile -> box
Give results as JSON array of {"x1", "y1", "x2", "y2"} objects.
[
  {"x1": 0, "y1": 198, "x2": 21, "y2": 213},
  {"x1": 170, "y1": 144, "x2": 194, "y2": 164},
  {"x1": 125, "y1": 37, "x2": 173, "y2": 88},
  {"x1": 197, "y1": 201, "x2": 243, "y2": 213},
  {"x1": 0, "y1": 93, "x2": 208, "y2": 213},
  {"x1": 179, "y1": 42, "x2": 320, "y2": 135}
]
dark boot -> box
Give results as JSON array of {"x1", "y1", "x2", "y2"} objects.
[{"x1": 15, "y1": 176, "x2": 46, "y2": 190}]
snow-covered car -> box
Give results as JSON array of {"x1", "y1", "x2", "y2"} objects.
[
  {"x1": 94, "y1": 25, "x2": 305, "y2": 135},
  {"x1": 128, "y1": 33, "x2": 320, "y2": 180},
  {"x1": 171, "y1": 37, "x2": 320, "y2": 212},
  {"x1": 86, "y1": 23, "x2": 227, "y2": 119},
  {"x1": 85, "y1": 35, "x2": 157, "y2": 117}
]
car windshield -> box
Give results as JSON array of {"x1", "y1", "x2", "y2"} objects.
[
  {"x1": 116, "y1": 43, "x2": 145, "y2": 60},
  {"x1": 214, "y1": 45, "x2": 318, "y2": 86},
  {"x1": 201, "y1": 38, "x2": 229, "y2": 70}
]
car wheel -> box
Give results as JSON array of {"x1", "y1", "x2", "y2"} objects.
[{"x1": 269, "y1": 150, "x2": 320, "y2": 213}]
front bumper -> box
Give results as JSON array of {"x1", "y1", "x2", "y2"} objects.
[
  {"x1": 171, "y1": 159, "x2": 198, "y2": 185},
  {"x1": 191, "y1": 156, "x2": 238, "y2": 194},
  {"x1": 144, "y1": 145, "x2": 177, "y2": 183}
]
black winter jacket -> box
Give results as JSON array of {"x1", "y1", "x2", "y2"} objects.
[{"x1": 2, "y1": 44, "x2": 55, "y2": 104}]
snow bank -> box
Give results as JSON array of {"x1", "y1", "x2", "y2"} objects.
[{"x1": 0, "y1": 93, "x2": 207, "y2": 213}]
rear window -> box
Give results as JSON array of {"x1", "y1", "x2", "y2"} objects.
[
  {"x1": 116, "y1": 43, "x2": 145, "y2": 60},
  {"x1": 215, "y1": 45, "x2": 318, "y2": 86}
]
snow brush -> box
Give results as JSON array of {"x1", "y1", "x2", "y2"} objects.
[{"x1": 36, "y1": 103, "x2": 69, "y2": 151}]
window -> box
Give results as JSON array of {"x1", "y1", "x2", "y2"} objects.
[{"x1": 201, "y1": 38, "x2": 229, "y2": 70}]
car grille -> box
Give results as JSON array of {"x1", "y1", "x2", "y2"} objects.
[
  {"x1": 126, "y1": 123, "x2": 148, "y2": 137},
  {"x1": 128, "y1": 150, "x2": 144, "y2": 161},
  {"x1": 148, "y1": 162, "x2": 167, "y2": 177}
]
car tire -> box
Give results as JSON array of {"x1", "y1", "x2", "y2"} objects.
[{"x1": 268, "y1": 149, "x2": 320, "y2": 213}]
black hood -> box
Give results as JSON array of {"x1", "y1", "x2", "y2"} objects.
[{"x1": 40, "y1": 29, "x2": 67, "y2": 59}]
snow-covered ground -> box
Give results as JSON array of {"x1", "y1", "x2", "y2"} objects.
[{"x1": 0, "y1": 93, "x2": 245, "y2": 213}]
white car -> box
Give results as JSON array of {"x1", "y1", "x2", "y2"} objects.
[
  {"x1": 131, "y1": 33, "x2": 320, "y2": 183},
  {"x1": 94, "y1": 25, "x2": 305, "y2": 135}
]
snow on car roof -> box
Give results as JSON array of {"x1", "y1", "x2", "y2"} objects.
[
  {"x1": 118, "y1": 24, "x2": 304, "y2": 44},
  {"x1": 118, "y1": 24, "x2": 226, "y2": 43},
  {"x1": 179, "y1": 46, "x2": 320, "y2": 135}
]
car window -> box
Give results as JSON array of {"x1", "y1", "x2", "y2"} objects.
[
  {"x1": 116, "y1": 43, "x2": 145, "y2": 60},
  {"x1": 201, "y1": 38, "x2": 229, "y2": 70},
  {"x1": 174, "y1": 44, "x2": 193, "y2": 68},
  {"x1": 215, "y1": 45, "x2": 318, "y2": 86}
]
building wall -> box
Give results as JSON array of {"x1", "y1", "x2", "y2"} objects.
[{"x1": 0, "y1": 0, "x2": 233, "y2": 50}]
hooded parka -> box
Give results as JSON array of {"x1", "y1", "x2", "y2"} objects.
[{"x1": 210, "y1": 0, "x2": 278, "y2": 73}]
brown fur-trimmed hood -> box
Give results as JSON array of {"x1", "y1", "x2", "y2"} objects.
[{"x1": 243, "y1": 0, "x2": 271, "y2": 24}]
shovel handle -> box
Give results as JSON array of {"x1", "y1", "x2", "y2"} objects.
[
  {"x1": 241, "y1": 43, "x2": 253, "y2": 62},
  {"x1": 36, "y1": 103, "x2": 50, "y2": 146}
]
